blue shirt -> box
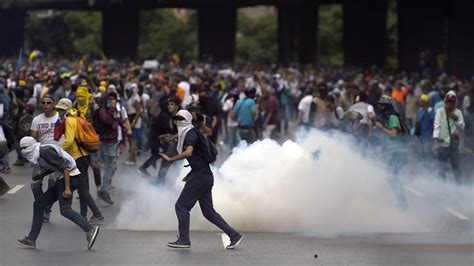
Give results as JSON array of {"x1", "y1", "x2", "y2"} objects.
[
  {"x1": 232, "y1": 98, "x2": 256, "y2": 127},
  {"x1": 417, "y1": 108, "x2": 435, "y2": 140}
]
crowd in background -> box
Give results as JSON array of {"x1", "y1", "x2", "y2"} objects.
[{"x1": 0, "y1": 58, "x2": 473, "y2": 202}]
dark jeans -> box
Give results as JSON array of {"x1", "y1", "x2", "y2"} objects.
[
  {"x1": 141, "y1": 153, "x2": 161, "y2": 170},
  {"x1": 76, "y1": 155, "x2": 102, "y2": 218},
  {"x1": 27, "y1": 177, "x2": 91, "y2": 241},
  {"x1": 157, "y1": 141, "x2": 177, "y2": 185},
  {"x1": 175, "y1": 172, "x2": 239, "y2": 241},
  {"x1": 437, "y1": 145, "x2": 462, "y2": 184},
  {"x1": 31, "y1": 171, "x2": 56, "y2": 214},
  {"x1": 238, "y1": 127, "x2": 256, "y2": 145}
]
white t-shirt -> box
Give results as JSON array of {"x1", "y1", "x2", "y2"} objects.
[
  {"x1": 349, "y1": 102, "x2": 375, "y2": 125},
  {"x1": 116, "y1": 103, "x2": 128, "y2": 142},
  {"x1": 223, "y1": 98, "x2": 237, "y2": 127},
  {"x1": 298, "y1": 95, "x2": 313, "y2": 124},
  {"x1": 141, "y1": 93, "x2": 151, "y2": 109},
  {"x1": 31, "y1": 112, "x2": 60, "y2": 145}
]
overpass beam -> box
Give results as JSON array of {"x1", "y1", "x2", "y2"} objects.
[
  {"x1": 0, "y1": 9, "x2": 25, "y2": 58},
  {"x1": 278, "y1": 1, "x2": 318, "y2": 64},
  {"x1": 198, "y1": 7, "x2": 236, "y2": 62},
  {"x1": 343, "y1": 0, "x2": 387, "y2": 67},
  {"x1": 102, "y1": 7, "x2": 139, "y2": 59},
  {"x1": 447, "y1": 0, "x2": 474, "y2": 75},
  {"x1": 398, "y1": 0, "x2": 445, "y2": 72}
]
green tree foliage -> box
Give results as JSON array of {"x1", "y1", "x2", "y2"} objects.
[
  {"x1": 138, "y1": 9, "x2": 197, "y2": 61},
  {"x1": 23, "y1": 7, "x2": 349, "y2": 66},
  {"x1": 25, "y1": 11, "x2": 102, "y2": 57},
  {"x1": 318, "y1": 5, "x2": 343, "y2": 65},
  {"x1": 236, "y1": 12, "x2": 277, "y2": 64}
]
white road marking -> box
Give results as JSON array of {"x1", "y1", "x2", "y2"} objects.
[
  {"x1": 403, "y1": 186, "x2": 470, "y2": 221},
  {"x1": 7, "y1": 185, "x2": 25, "y2": 194},
  {"x1": 220, "y1": 233, "x2": 230, "y2": 249},
  {"x1": 404, "y1": 186, "x2": 425, "y2": 197},
  {"x1": 442, "y1": 206, "x2": 470, "y2": 220}
]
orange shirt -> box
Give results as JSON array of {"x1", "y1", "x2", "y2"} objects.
[{"x1": 391, "y1": 88, "x2": 408, "y2": 105}]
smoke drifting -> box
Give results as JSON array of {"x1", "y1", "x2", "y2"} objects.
[{"x1": 114, "y1": 129, "x2": 472, "y2": 236}]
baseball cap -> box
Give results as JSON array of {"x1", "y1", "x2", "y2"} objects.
[{"x1": 55, "y1": 98, "x2": 73, "y2": 111}]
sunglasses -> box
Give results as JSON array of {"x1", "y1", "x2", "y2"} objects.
[{"x1": 42, "y1": 101, "x2": 54, "y2": 105}]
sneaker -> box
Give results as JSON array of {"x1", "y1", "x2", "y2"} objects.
[
  {"x1": 89, "y1": 215, "x2": 105, "y2": 225},
  {"x1": 0, "y1": 166, "x2": 11, "y2": 173},
  {"x1": 167, "y1": 238, "x2": 191, "y2": 249},
  {"x1": 226, "y1": 234, "x2": 243, "y2": 250},
  {"x1": 43, "y1": 211, "x2": 51, "y2": 222},
  {"x1": 97, "y1": 191, "x2": 114, "y2": 205},
  {"x1": 0, "y1": 177, "x2": 11, "y2": 196},
  {"x1": 124, "y1": 160, "x2": 136, "y2": 166},
  {"x1": 137, "y1": 167, "x2": 150, "y2": 177},
  {"x1": 86, "y1": 225, "x2": 100, "y2": 250},
  {"x1": 16, "y1": 237, "x2": 36, "y2": 249}
]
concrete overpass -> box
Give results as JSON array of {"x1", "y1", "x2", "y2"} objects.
[{"x1": 1, "y1": 0, "x2": 474, "y2": 74}]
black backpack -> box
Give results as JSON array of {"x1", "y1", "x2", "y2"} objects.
[{"x1": 193, "y1": 128, "x2": 217, "y2": 164}]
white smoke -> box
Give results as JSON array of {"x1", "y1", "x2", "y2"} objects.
[{"x1": 114, "y1": 129, "x2": 473, "y2": 236}]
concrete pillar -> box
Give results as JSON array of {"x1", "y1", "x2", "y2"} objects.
[
  {"x1": 198, "y1": 7, "x2": 236, "y2": 62},
  {"x1": 343, "y1": 0, "x2": 387, "y2": 67},
  {"x1": 447, "y1": 0, "x2": 474, "y2": 75},
  {"x1": 102, "y1": 6, "x2": 139, "y2": 59},
  {"x1": 0, "y1": 9, "x2": 25, "y2": 58},
  {"x1": 278, "y1": 1, "x2": 318, "y2": 64},
  {"x1": 398, "y1": 0, "x2": 446, "y2": 72}
]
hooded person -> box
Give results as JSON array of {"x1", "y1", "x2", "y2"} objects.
[
  {"x1": 159, "y1": 109, "x2": 243, "y2": 250},
  {"x1": 16, "y1": 136, "x2": 100, "y2": 250},
  {"x1": 433, "y1": 90, "x2": 465, "y2": 184},
  {"x1": 74, "y1": 87, "x2": 95, "y2": 121}
]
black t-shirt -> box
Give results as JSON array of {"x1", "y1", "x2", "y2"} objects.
[{"x1": 183, "y1": 129, "x2": 212, "y2": 174}]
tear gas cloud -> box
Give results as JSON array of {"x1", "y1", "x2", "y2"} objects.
[{"x1": 114, "y1": 129, "x2": 473, "y2": 236}]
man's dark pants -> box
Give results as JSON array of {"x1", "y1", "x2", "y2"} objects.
[
  {"x1": 175, "y1": 172, "x2": 239, "y2": 241},
  {"x1": 438, "y1": 144, "x2": 462, "y2": 184},
  {"x1": 76, "y1": 155, "x2": 102, "y2": 218},
  {"x1": 28, "y1": 177, "x2": 91, "y2": 241}
]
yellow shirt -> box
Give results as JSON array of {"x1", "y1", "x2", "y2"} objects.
[{"x1": 61, "y1": 116, "x2": 90, "y2": 160}]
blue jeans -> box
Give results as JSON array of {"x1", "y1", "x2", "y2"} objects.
[
  {"x1": 99, "y1": 142, "x2": 119, "y2": 195},
  {"x1": 28, "y1": 177, "x2": 91, "y2": 241},
  {"x1": 227, "y1": 126, "x2": 238, "y2": 149}
]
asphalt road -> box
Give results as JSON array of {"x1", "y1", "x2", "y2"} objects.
[{"x1": 1, "y1": 150, "x2": 473, "y2": 266}]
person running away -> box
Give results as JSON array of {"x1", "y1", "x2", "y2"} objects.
[
  {"x1": 160, "y1": 110, "x2": 243, "y2": 250},
  {"x1": 16, "y1": 136, "x2": 99, "y2": 250}
]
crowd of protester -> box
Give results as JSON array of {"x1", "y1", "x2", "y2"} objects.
[{"x1": 0, "y1": 58, "x2": 473, "y2": 205}]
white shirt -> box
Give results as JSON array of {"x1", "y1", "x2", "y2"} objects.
[
  {"x1": 349, "y1": 102, "x2": 375, "y2": 125},
  {"x1": 223, "y1": 98, "x2": 238, "y2": 127},
  {"x1": 31, "y1": 113, "x2": 61, "y2": 145},
  {"x1": 433, "y1": 108, "x2": 465, "y2": 139},
  {"x1": 116, "y1": 103, "x2": 128, "y2": 142},
  {"x1": 298, "y1": 95, "x2": 313, "y2": 124}
]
